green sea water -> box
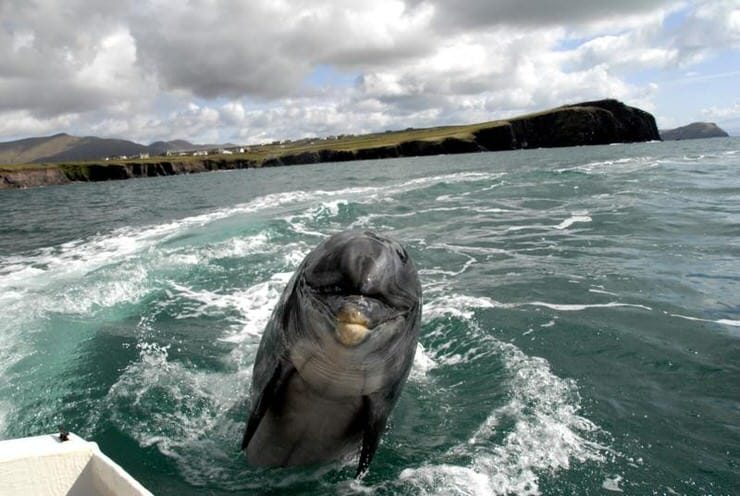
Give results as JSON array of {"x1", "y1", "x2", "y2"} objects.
[{"x1": 0, "y1": 139, "x2": 738, "y2": 495}]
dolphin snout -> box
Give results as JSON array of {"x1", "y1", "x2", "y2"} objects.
[{"x1": 335, "y1": 304, "x2": 370, "y2": 347}]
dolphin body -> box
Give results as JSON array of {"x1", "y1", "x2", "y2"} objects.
[{"x1": 242, "y1": 230, "x2": 421, "y2": 477}]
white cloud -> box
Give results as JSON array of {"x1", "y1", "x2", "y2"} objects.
[
  {"x1": 76, "y1": 29, "x2": 139, "y2": 92},
  {"x1": 702, "y1": 102, "x2": 740, "y2": 121},
  {"x1": 129, "y1": 0, "x2": 435, "y2": 99},
  {"x1": 0, "y1": 0, "x2": 737, "y2": 142},
  {"x1": 639, "y1": 0, "x2": 740, "y2": 70},
  {"x1": 10, "y1": 30, "x2": 35, "y2": 52},
  {"x1": 0, "y1": 110, "x2": 80, "y2": 138},
  {"x1": 220, "y1": 102, "x2": 246, "y2": 126},
  {"x1": 569, "y1": 30, "x2": 680, "y2": 72}
]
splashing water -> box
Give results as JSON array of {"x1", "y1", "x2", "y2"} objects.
[{"x1": 1, "y1": 139, "x2": 738, "y2": 494}]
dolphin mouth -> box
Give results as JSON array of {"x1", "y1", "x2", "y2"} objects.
[
  {"x1": 301, "y1": 280, "x2": 407, "y2": 346},
  {"x1": 335, "y1": 304, "x2": 371, "y2": 347}
]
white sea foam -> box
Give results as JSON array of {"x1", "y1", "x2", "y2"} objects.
[
  {"x1": 423, "y1": 295, "x2": 498, "y2": 321},
  {"x1": 196, "y1": 232, "x2": 272, "y2": 261},
  {"x1": 312, "y1": 199, "x2": 348, "y2": 218},
  {"x1": 400, "y1": 347, "x2": 603, "y2": 494},
  {"x1": 282, "y1": 243, "x2": 312, "y2": 267},
  {"x1": 104, "y1": 341, "x2": 251, "y2": 487},
  {"x1": 589, "y1": 288, "x2": 619, "y2": 296},
  {"x1": 171, "y1": 271, "x2": 293, "y2": 342},
  {"x1": 0, "y1": 167, "x2": 616, "y2": 491},
  {"x1": 61, "y1": 262, "x2": 151, "y2": 315},
  {"x1": 472, "y1": 206, "x2": 513, "y2": 214},
  {"x1": 0, "y1": 170, "x2": 499, "y2": 294},
  {"x1": 555, "y1": 156, "x2": 660, "y2": 175},
  {"x1": 505, "y1": 224, "x2": 544, "y2": 232},
  {"x1": 602, "y1": 474, "x2": 625, "y2": 492},
  {"x1": 430, "y1": 242, "x2": 511, "y2": 257},
  {"x1": 668, "y1": 313, "x2": 740, "y2": 328},
  {"x1": 525, "y1": 301, "x2": 652, "y2": 312},
  {"x1": 287, "y1": 172, "x2": 504, "y2": 232},
  {"x1": 502, "y1": 211, "x2": 592, "y2": 233},
  {"x1": 97, "y1": 258, "x2": 608, "y2": 492},
  {"x1": 410, "y1": 343, "x2": 438, "y2": 381},
  {"x1": 0, "y1": 208, "x2": 295, "y2": 392},
  {"x1": 555, "y1": 213, "x2": 592, "y2": 230},
  {"x1": 350, "y1": 204, "x2": 515, "y2": 230},
  {"x1": 0, "y1": 239, "x2": 232, "y2": 385},
  {"x1": 288, "y1": 171, "x2": 502, "y2": 211},
  {"x1": 424, "y1": 294, "x2": 652, "y2": 318},
  {"x1": 402, "y1": 295, "x2": 607, "y2": 495},
  {"x1": 715, "y1": 319, "x2": 740, "y2": 327},
  {"x1": 3, "y1": 170, "x2": 499, "y2": 364}
]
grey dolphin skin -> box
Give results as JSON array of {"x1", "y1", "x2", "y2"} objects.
[{"x1": 241, "y1": 230, "x2": 422, "y2": 477}]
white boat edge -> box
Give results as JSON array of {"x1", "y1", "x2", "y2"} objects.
[{"x1": 0, "y1": 432, "x2": 153, "y2": 496}]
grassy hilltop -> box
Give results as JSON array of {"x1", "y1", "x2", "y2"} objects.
[{"x1": 1, "y1": 99, "x2": 659, "y2": 189}]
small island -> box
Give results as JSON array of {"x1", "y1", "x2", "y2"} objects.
[
  {"x1": 1, "y1": 99, "x2": 660, "y2": 189},
  {"x1": 660, "y1": 122, "x2": 729, "y2": 140}
]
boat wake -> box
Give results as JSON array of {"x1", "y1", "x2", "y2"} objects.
[{"x1": 0, "y1": 168, "x2": 612, "y2": 493}]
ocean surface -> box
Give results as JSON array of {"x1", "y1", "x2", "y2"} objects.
[{"x1": 0, "y1": 139, "x2": 738, "y2": 495}]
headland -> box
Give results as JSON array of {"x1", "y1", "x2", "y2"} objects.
[{"x1": 1, "y1": 99, "x2": 660, "y2": 189}]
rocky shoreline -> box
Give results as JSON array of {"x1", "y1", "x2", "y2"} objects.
[{"x1": 1, "y1": 99, "x2": 660, "y2": 189}]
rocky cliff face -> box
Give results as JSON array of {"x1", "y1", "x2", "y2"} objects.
[
  {"x1": 0, "y1": 167, "x2": 69, "y2": 189},
  {"x1": 508, "y1": 99, "x2": 660, "y2": 147},
  {"x1": 660, "y1": 122, "x2": 729, "y2": 140},
  {"x1": 261, "y1": 99, "x2": 659, "y2": 165},
  {"x1": 0, "y1": 99, "x2": 661, "y2": 189},
  {"x1": 0, "y1": 159, "x2": 258, "y2": 189}
]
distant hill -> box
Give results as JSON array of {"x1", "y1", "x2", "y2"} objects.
[
  {"x1": 660, "y1": 122, "x2": 729, "y2": 140},
  {"x1": 0, "y1": 134, "x2": 214, "y2": 165},
  {"x1": 148, "y1": 140, "x2": 201, "y2": 155},
  {"x1": 0, "y1": 133, "x2": 76, "y2": 165}
]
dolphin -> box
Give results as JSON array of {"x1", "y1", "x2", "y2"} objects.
[{"x1": 241, "y1": 230, "x2": 422, "y2": 477}]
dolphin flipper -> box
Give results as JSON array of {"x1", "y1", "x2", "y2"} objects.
[
  {"x1": 355, "y1": 394, "x2": 391, "y2": 478},
  {"x1": 241, "y1": 360, "x2": 295, "y2": 450}
]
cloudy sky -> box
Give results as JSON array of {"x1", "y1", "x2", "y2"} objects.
[{"x1": 1, "y1": 0, "x2": 738, "y2": 144}]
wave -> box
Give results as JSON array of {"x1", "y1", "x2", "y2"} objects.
[
  {"x1": 104, "y1": 341, "x2": 252, "y2": 488},
  {"x1": 93, "y1": 286, "x2": 608, "y2": 493},
  {"x1": 0, "y1": 170, "x2": 500, "y2": 284},
  {"x1": 398, "y1": 295, "x2": 607, "y2": 495},
  {"x1": 424, "y1": 295, "x2": 652, "y2": 319},
  {"x1": 61, "y1": 211, "x2": 612, "y2": 492},
  {"x1": 668, "y1": 312, "x2": 740, "y2": 328},
  {"x1": 554, "y1": 213, "x2": 592, "y2": 230},
  {"x1": 0, "y1": 170, "x2": 502, "y2": 379},
  {"x1": 554, "y1": 156, "x2": 661, "y2": 175}
]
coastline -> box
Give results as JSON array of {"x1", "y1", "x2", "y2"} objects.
[{"x1": 0, "y1": 99, "x2": 659, "y2": 189}]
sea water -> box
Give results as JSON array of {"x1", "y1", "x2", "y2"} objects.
[{"x1": 0, "y1": 139, "x2": 738, "y2": 495}]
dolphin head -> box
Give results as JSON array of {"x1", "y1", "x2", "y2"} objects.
[
  {"x1": 302, "y1": 230, "x2": 420, "y2": 346},
  {"x1": 283, "y1": 230, "x2": 421, "y2": 395}
]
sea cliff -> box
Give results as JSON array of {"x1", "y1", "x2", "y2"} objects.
[{"x1": 1, "y1": 99, "x2": 660, "y2": 189}]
